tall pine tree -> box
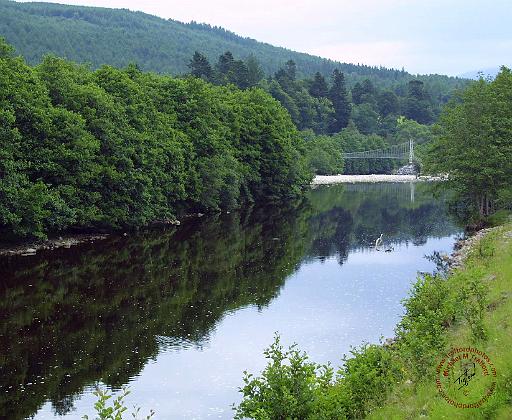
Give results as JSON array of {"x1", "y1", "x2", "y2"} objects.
[
  {"x1": 188, "y1": 51, "x2": 212, "y2": 81},
  {"x1": 309, "y1": 72, "x2": 328, "y2": 98},
  {"x1": 246, "y1": 55, "x2": 264, "y2": 87},
  {"x1": 328, "y1": 69, "x2": 351, "y2": 133}
]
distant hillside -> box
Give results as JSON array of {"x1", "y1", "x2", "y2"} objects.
[{"x1": 0, "y1": 0, "x2": 466, "y2": 89}]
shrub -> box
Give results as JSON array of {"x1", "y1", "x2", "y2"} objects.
[
  {"x1": 395, "y1": 274, "x2": 455, "y2": 378},
  {"x1": 234, "y1": 334, "x2": 333, "y2": 420},
  {"x1": 83, "y1": 387, "x2": 154, "y2": 420}
]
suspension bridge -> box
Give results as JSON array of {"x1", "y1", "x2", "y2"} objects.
[{"x1": 343, "y1": 139, "x2": 415, "y2": 164}]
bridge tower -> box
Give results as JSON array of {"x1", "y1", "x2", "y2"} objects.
[{"x1": 409, "y1": 138, "x2": 414, "y2": 164}]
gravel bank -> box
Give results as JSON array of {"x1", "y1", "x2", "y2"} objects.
[{"x1": 312, "y1": 174, "x2": 442, "y2": 184}]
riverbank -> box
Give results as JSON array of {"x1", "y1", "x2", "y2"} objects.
[
  {"x1": 369, "y1": 221, "x2": 512, "y2": 419},
  {"x1": 312, "y1": 174, "x2": 443, "y2": 184},
  {"x1": 0, "y1": 234, "x2": 109, "y2": 257},
  {"x1": 234, "y1": 221, "x2": 512, "y2": 419}
]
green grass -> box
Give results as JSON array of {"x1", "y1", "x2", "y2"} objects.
[{"x1": 369, "y1": 223, "x2": 512, "y2": 419}]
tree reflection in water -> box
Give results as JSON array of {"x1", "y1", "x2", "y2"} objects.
[{"x1": 0, "y1": 183, "x2": 458, "y2": 419}]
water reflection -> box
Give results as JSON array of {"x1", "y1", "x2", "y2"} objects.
[{"x1": 0, "y1": 183, "x2": 459, "y2": 419}]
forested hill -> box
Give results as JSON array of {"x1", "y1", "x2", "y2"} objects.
[{"x1": 1, "y1": 0, "x2": 462, "y2": 87}]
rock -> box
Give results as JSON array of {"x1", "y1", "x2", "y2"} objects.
[
  {"x1": 383, "y1": 337, "x2": 396, "y2": 347},
  {"x1": 396, "y1": 164, "x2": 418, "y2": 175},
  {"x1": 21, "y1": 248, "x2": 37, "y2": 256}
]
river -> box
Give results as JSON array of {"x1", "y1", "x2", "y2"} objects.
[{"x1": 0, "y1": 182, "x2": 460, "y2": 420}]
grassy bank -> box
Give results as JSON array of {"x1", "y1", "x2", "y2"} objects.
[
  {"x1": 234, "y1": 222, "x2": 512, "y2": 419},
  {"x1": 370, "y1": 222, "x2": 512, "y2": 419}
]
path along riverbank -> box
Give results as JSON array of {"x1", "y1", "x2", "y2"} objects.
[{"x1": 312, "y1": 174, "x2": 443, "y2": 184}]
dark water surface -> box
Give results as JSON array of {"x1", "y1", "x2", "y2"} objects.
[{"x1": 0, "y1": 183, "x2": 460, "y2": 419}]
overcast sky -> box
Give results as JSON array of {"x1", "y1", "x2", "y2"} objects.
[{"x1": 18, "y1": 0, "x2": 512, "y2": 75}]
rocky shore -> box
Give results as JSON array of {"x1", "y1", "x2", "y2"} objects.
[
  {"x1": 0, "y1": 234, "x2": 109, "y2": 257},
  {"x1": 448, "y1": 226, "x2": 500, "y2": 270}
]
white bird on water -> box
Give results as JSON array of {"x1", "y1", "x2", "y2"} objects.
[{"x1": 375, "y1": 233, "x2": 384, "y2": 251}]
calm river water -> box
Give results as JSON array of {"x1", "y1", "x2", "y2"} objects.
[{"x1": 0, "y1": 183, "x2": 460, "y2": 420}]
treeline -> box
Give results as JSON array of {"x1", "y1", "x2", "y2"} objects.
[
  {"x1": 188, "y1": 50, "x2": 440, "y2": 175},
  {"x1": 190, "y1": 50, "x2": 446, "y2": 136},
  {"x1": 0, "y1": 0, "x2": 469, "y2": 87},
  {"x1": 425, "y1": 67, "x2": 512, "y2": 220},
  {"x1": 0, "y1": 39, "x2": 310, "y2": 239}
]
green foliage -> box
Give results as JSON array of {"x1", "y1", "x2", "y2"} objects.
[
  {"x1": 0, "y1": 0, "x2": 467, "y2": 139},
  {"x1": 309, "y1": 72, "x2": 329, "y2": 98},
  {"x1": 0, "y1": 0, "x2": 466, "y2": 89},
  {"x1": 457, "y1": 274, "x2": 488, "y2": 340},
  {"x1": 180, "y1": 51, "x2": 464, "y2": 138},
  {"x1": 234, "y1": 334, "x2": 334, "y2": 420},
  {"x1": 351, "y1": 103, "x2": 379, "y2": 134},
  {"x1": 302, "y1": 131, "x2": 344, "y2": 175},
  {"x1": 0, "y1": 40, "x2": 310, "y2": 239},
  {"x1": 83, "y1": 387, "x2": 154, "y2": 420},
  {"x1": 337, "y1": 344, "x2": 402, "y2": 418},
  {"x1": 335, "y1": 125, "x2": 394, "y2": 174},
  {"x1": 395, "y1": 274, "x2": 454, "y2": 378},
  {"x1": 425, "y1": 67, "x2": 512, "y2": 219},
  {"x1": 234, "y1": 253, "x2": 495, "y2": 419},
  {"x1": 188, "y1": 51, "x2": 213, "y2": 81},
  {"x1": 486, "y1": 209, "x2": 512, "y2": 227},
  {"x1": 328, "y1": 69, "x2": 351, "y2": 132},
  {"x1": 234, "y1": 337, "x2": 402, "y2": 419}
]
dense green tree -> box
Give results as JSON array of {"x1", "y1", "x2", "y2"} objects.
[
  {"x1": 231, "y1": 59, "x2": 250, "y2": 89},
  {"x1": 302, "y1": 130, "x2": 344, "y2": 175},
  {"x1": 309, "y1": 72, "x2": 328, "y2": 98},
  {"x1": 393, "y1": 117, "x2": 433, "y2": 145},
  {"x1": 351, "y1": 82, "x2": 364, "y2": 105},
  {"x1": 311, "y1": 97, "x2": 335, "y2": 135},
  {"x1": 268, "y1": 79, "x2": 301, "y2": 126},
  {"x1": 404, "y1": 80, "x2": 434, "y2": 124},
  {"x1": 275, "y1": 60, "x2": 297, "y2": 92},
  {"x1": 245, "y1": 54, "x2": 264, "y2": 87},
  {"x1": 285, "y1": 59, "x2": 297, "y2": 81},
  {"x1": 425, "y1": 68, "x2": 512, "y2": 218},
  {"x1": 328, "y1": 69, "x2": 351, "y2": 133},
  {"x1": 352, "y1": 79, "x2": 376, "y2": 105},
  {"x1": 214, "y1": 51, "x2": 235, "y2": 84},
  {"x1": 377, "y1": 90, "x2": 400, "y2": 117},
  {"x1": 188, "y1": 51, "x2": 213, "y2": 81},
  {"x1": 408, "y1": 80, "x2": 426, "y2": 100},
  {"x1": 351, "y1": 103, "x2": 380, "y2": 135},
  {"x1": 0, "y1": 39, "x2": 311, "y2": 239}
]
